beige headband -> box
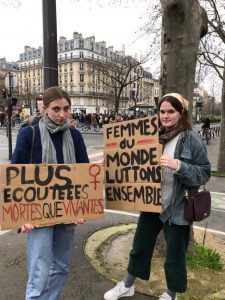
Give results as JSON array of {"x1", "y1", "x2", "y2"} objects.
[{"x1": 163, "y1": 93, "x2": 189, "y2": 111}]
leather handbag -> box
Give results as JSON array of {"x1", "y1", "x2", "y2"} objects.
[{"x1": 184, "y1": 187, "x2": 211, "y2": 222}]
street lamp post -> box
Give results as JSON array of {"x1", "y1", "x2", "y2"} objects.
[
  {"x1": 131, "y1": 89, "x2": 136, "y2": 117},
  {"x1": 42, "y1": 0, "x2": 58, "y2": 89},
  {"x1": 194, "y1": 95, "x2": 203, "y2": 124},
  {"x1": 5, "y1": 71, "x2": 18, "y2": 160},
  {"x1": 95, "y1": 76, "x2": 98, "y2": 113}
]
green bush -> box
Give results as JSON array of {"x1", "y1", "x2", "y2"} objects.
[
  {"x1": 187, "y1": 244, "x2": 223, "y2": 271},
  {"x1": 211, "y1": 171, "x2": 225, "y2": 177},
  {"x1": 201, "y1": 116, "x2": 221, "y2": 123}
]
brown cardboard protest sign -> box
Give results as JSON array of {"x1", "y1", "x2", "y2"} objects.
[
  {"x1": 105, "y1": 183, "x2": 161, "y2": 212},
  {"x1": 104, "y1": 116, "x2": 159, "y2": 149},
  {"x1": 0, "y1": 163, "x2": 103, "y2": 230},
  {"x1": 104, "y1": 116, "x2": 162, "y2": 213}
]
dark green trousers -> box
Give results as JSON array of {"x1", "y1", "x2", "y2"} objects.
[{"x1": 127, "y1": 212, "x2": 190, "y2": 293}]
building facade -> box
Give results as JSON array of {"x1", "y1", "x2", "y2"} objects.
[
  {"x1": 17, "y1": 32, "x2": 160, "y2": 114},
  {"x1": 0, "y1": 58, "x2": 18, "y2": 108}
]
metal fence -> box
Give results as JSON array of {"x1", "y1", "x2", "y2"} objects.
[{"x1": 198, "y1": 126, "x2": 220, "y2": 144}]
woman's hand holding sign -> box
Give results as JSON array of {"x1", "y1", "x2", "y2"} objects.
[
  {"x1": 75, "y1": 218, "x2": 85, "y2": 224},
  {"x1": 21, "y1": 224, "x2": 34, "y2": 233},
  {"x1": 160, "y1": 155, "x2": 180, "y2": 171}
]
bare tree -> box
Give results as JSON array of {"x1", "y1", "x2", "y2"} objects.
[
  {"x1": 89, "y1": 54, "x2": 147, "y2": 113},
  {"x1": 198, "y1": 0, "x2": 225, "y2": 172}
]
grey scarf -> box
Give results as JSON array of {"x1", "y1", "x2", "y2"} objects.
[{"x1": 39, "y1": 117, "x2": 76, "y2": 164}]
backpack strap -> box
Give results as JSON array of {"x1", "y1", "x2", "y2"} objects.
[{"x1": 28, "y1": 116, "x2": 35, "y2": 126}]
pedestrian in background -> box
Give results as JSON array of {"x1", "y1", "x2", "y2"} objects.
[
  {"x1": 104, "y1": 93, "x2": 211, "y2": 300},
  {"x1": 202, "y1": 117, "x2": 211, "y2": 129},
  {"x1": 12, "y1": 86, "x2": 89, "y2": 300},
  {"x1": 0, "y1": 110, "x2": 6, "y2": 127}
]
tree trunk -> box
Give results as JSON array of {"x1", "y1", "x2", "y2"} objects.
[
  {"x1": 217, "y1": 57, "x2": 225, "y2": 172},
  {"x1": 160, "y1": 0, "x2": 208, "y2": 115},
  {"x1": 115, "y1": 96, "x2": 120, "y2": 114}
]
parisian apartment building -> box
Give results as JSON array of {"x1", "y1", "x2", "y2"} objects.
[
  {"x1": 16, "y1": 32, "x2": 160, "y2": 114},
  {"x1": 14, "y1": 32, "x2": 160, "y2": 114}
]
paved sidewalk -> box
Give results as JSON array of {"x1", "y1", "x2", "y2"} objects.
[{"x1": 204, "y1": 136, "x2": 225, "y2": 194}]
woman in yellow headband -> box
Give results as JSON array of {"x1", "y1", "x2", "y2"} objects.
[{"x1": 104, "y1": 93, "x2": 211, "y2": 300}]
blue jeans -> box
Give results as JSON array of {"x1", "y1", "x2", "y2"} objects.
[{"x1": 26, "y1": 224, "x2": 75, "y2": 300}]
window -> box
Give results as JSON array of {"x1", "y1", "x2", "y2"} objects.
[
  {"x1": 70, "y1": 74, "x2": 73, "y2": 82},
  {"x1": 80, "y1": 74, "x2": 84, "y2": 82},
  {"x1": 79, "y1": 40, "x2": 84, "y2": 48},
  {"x1": 70, "y1": 52, "x2": 73, "y2": 59},
  {"x1": 59, "y1": 65, "x2": 62, "y2": 72},
  {"x1": 59, "y1": 44, "x2": 63, "y2": 51},
  {"x1": 65, "y1": 53, "x2": 67, "y2": 60},
  {"x1": 79, "y1": 52, "x2": 84, "y2": 58},
  {"x1": 80, "y1": 86, "x2": 84, "y2": 93},
  {"x1": 70, "y1": 63, "x2": 73, "y2": 71},
  {"x1": 65, "y1": 42, "x2": 68, "y2": 50},
  {"x1": 64, "y1": 64, "x2": 67, "y2": 72},
  {"x1": 80, "y1": 63, "x2": 84, "y2": 70},
  {"x1": 71, "y1": 41, "x2": 74, "y2": 49}
]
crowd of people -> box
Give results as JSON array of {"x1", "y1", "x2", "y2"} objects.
[
  {"x1": 72, "y1": 112, "x2": 137, "y2": 126},
  {"x1": 8, "y1": 88, "x2": 211, "y2": 300}
]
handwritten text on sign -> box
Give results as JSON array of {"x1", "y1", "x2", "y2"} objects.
[
  {"x1": 0, "y1": 163, "x2": 103, "y2": 230},
  {"x1": 104, "y1": 116, "x2": 162, "y2": 213}
]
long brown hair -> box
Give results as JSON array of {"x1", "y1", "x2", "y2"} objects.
[{"x1": 159, "y1": 95, "x2": 192, "y2": 130}]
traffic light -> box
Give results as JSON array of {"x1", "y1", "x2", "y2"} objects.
[{"x1": 2, "y1": 88, "x2": 7, "y2": 98}]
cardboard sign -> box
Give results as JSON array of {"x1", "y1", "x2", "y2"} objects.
[
  {"x1": 104, "y1": 116, "x2": 162, "y2": 213},
  {"x1": 0, "y1": 163, "x2": 103, "y2": 230}
]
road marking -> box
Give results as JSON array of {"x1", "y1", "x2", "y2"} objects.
[
  {"x1": 105, "y1": 209, "x2": 225, "y2": 236},
  {"x1": 211, "y1": 191, "x2": 225, "y2": 195},
  {"x1": 0, "y1": 229, "x2": 10, "y2": 236},
  {"x1": 1, "y1": 209, "x2": 225, "y2": 237},
  {"x1": 194, "y1": 225, "x2": 225, "y2": 237},
  {"x1": 88, "y1": 149, "x2": 103, "y2": 163}
]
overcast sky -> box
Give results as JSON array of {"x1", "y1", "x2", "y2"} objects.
[
  {"x1": 0, "y1": 0, "x2": 222, "y2": 100},
  {"x1": 0, "y1": 0, "x2": 150, "y2": 63}
]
